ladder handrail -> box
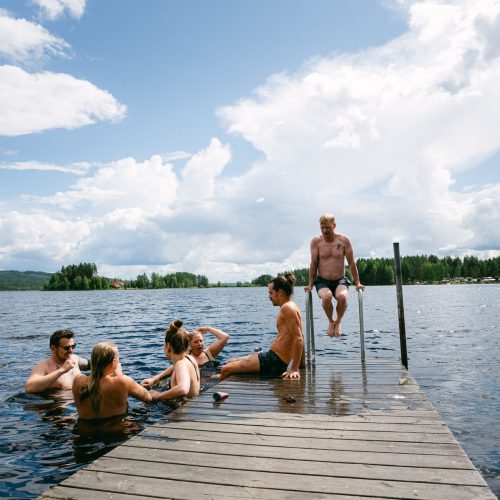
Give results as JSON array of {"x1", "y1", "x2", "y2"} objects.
[
  {"x1": 305, "y1": 290, "x2": 315, "y2": 367},
  {"x1": 357, "y1": 289, "x2": 366, "y2": 362},
  {"x1": 305, "y1": 288, "x2": 366, "y2": 366}
]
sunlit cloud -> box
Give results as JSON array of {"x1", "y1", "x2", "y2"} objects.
[
  {"x1": 0, "y1": 9, "x2": 70, "y2": 62},
  {"x1": 0, "y1": 65, "x2": 127, "y2": 136},
  {"x1": 1, "y1": 160, "x2": 92, "y2": 175},
  {"x1": 32, "y1": 0, "x2": 86, "y2": 20},
  {"x1": 159, "y1": 151, "x2": 192, "y2": 162}
]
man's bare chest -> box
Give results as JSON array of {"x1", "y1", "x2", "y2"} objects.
[{"x1": 318, "y1": 239, "x2": 344, "y2": 259}]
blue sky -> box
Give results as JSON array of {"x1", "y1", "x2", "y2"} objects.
[{"x1": 0, "y1": 0, "x2": 499, "y2": 281}]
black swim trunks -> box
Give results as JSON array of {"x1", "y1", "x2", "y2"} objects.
[
  {"x1": 314, "y1": 275, "x2": 350, "y2": 296},
  {"x1": 258, "y1": 350, "x2": 288, "y2": 377}
]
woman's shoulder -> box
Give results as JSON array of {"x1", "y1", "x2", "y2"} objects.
[
  {"x1": 203, "y1": 349, "x2": 215, "y2": 362},
  {"x1": 73, "y1": 372, "x2": 87, "y2": 385},
  {"x1": 110, "y1": 373, "x2": 133, "y2": 385}
]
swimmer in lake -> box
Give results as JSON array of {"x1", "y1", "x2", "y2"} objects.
[
  {"x1": 188, "y1": 326, "x2": 229, "y2": 369},
  {"x1": 25, "y1": 329, "x2": 90, "y2": 393},
  {"x1": 141, "y1": 324, "x2": 229, "y2": 385},
  {"x1": 144, "y1": 320, "x2": 200, "y2": 401},
  {"x1": 72, "y1": 341, "x2": 151, "y2": 420}
]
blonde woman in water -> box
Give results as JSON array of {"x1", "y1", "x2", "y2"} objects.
[
  {"x1": 146, "y1": 320, "x2": 200, "y2": 401},
  {"x1": 72, "y1": 341, "x2": 151, "y2": 420}
]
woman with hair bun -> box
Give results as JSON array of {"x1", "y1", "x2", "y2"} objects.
[
  {"x1": 146, "y1": 320, "x2": 200, "y2": 401},
  {"x1": 72, "y1": 341, "x2": 152, "y2": 420}
]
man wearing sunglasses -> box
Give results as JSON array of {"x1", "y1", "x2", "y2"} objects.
[{"x1": 25, "y1": 329, "x2": 89, "y2": 393}]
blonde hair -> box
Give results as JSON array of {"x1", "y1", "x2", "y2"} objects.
[
  {"x1": 188, "y1": 329, "x2": 203, "y2": 343},
  {"x1": 319, "y1": 213, "x2": 335, "y2": 225},
  {"x1": 80, "y1": 341, "x2": 117, "y2": 414}
]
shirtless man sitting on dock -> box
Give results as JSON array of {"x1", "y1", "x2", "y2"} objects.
[
  {"x1": 25, "y1": 329, "x2": 90, "y2": 393},
  {"x1": 304, "y1": 213, "x2": 365, "y2": 337},
  {"x1": 220, "y1": 272, "x2": 304, "y2": 380}
]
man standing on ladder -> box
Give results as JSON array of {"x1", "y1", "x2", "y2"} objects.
[{"x1": 304, "y1": 213, "x2": 365, "y2": 337}]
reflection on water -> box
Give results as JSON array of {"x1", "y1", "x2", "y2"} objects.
[
  {"x1": 327, "y1": 374, "x2": 350, "y2": 416},
  {"x1": 0, "y1": 285, "x2": 499, "y2": 497}
]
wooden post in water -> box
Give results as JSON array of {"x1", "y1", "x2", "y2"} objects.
[{"x1": 393, "y1": 242, "x2": 408, "y2": 369}]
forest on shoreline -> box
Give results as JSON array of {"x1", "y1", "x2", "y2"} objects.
[{"x1": 1, "y1": 254, "x2": 498, "y2": 291}]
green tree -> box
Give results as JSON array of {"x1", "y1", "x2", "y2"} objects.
[
  {"x1": 252, "y1": 274, "x2": 273, "y2": 286},
  {"x1": 135, "y1": 273, "x2": 150, "y2": 288}
]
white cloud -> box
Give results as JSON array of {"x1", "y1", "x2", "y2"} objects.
[
  {"x1": 0, "y1": 10, "x2": 70, "y2": 62},
  {"x1": 0, "y1": 65, "x2": 127, "y2": 136},
  {"x1": 178, "y1": 138, "x2": 231, "y2": 203},
  {"x1": 32, "y1": 0, "x2": 86, "y2": 20},
  {"x1": 37, "y1": 154, "x2": 178, "y2": 211},
  {"x1": 462, "y1": 183, "x2": 500, "y2": 251},
  {"x1": 1, "y1": 160, "x2": 92, "y2": 175},
  {"x1": 215, "y1": 0, "x2": 500, "y2": 264},
  {"x1": 160, "y1": 151, "x2": 192, "y2": 162},
  {"x1": 0, "y1": 210, "x2": 91, "y2": 266}
]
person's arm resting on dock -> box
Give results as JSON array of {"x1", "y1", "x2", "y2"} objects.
[{"x1": 281, "y1": 303, "x2": 304, "y2": 380}]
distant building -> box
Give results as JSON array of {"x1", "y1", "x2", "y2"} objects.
[{"x1": 111, "y1": 280, "x2": 124, "y2": 289}]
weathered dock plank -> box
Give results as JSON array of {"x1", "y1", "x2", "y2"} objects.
[{"x1": 39, "y1": 357, "x2": 496, "y2": 500}]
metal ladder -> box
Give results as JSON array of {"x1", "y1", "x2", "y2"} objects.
[{"x1": 305, "y1": 289, "x2": 365, "y2": 366}]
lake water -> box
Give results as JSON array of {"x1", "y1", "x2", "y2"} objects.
[{"x1": 0, "y1": 285, "x2": 498, "y2": 498}]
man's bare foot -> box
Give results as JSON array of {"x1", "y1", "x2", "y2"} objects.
[
  {"x1": 327, "y1": 321, "x2": 335, "y2": 337},
  {"x1": 333, "y1": 321, "x2": 342, "y2": 337}
]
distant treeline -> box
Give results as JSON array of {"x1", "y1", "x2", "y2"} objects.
[
  {"x1": 4, "y1": 255, "x2": 499, "y2": 291},
  {"x1": 42, "y1": 263, "x2": 209, "y2": 290},
  {"x1": 0, "y1": 270, "x2": 52, "y2": 290},
  {"x1": 44, "y1": 263, "x2": 110, "y2": 290},
  {"x1": 252, "y1": 255, "x2": 500, "y2": 287},
  {"x1": 357, "y1": 255, "x2": 499, "y2": 285},
  {"x1": 123, "y1": 272, "x2": 209, "y2": 289}
]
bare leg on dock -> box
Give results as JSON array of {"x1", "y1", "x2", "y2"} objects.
[{"x1": 220, "y1": 353, "x2": 260, "y2": 380}]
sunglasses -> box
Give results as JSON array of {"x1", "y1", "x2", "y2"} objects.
[{"x1": 59, "y1": 344, "x2": 76, "y2": 352}]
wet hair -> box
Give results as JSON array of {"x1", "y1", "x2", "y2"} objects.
[
  {"x1": 319, "y1": 213, "x2": 335, "y2": 225},
  {"x1": 49, "y1": 329, "x2": 74, "y2": 348},
  {"x1": 165, "y1": 319, "x2": 189, "y2": 355},
  {"x1": 79, "y1": 341, "x2": 117, "y2": 414},
  {"x1": 269, "y1": 272, "x2": 296, "y2": 298}
]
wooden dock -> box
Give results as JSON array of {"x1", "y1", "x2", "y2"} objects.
[{"x1": 40, "y1": 357, "x2": 496, "y2": 499}]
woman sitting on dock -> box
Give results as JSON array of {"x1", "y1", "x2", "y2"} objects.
[
  {"x1": 147, "y1": 320, "x2": 200, "y2": 401},
  {"x1": 72, "y1": 341, "x2": 152, "y2": 420}
]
